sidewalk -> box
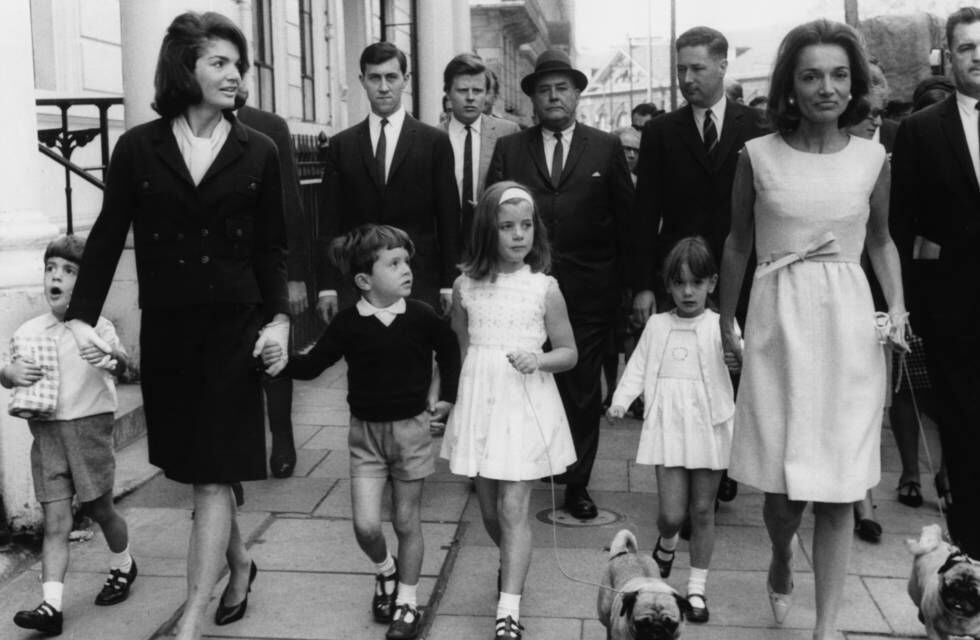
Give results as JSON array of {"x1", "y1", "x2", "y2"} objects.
[{"x1": 0, "y1": 361, "x2": 942, "y2": 639}]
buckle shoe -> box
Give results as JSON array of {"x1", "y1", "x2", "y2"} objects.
[
  {"x1": 494, "y1": 615, "x2": 523, "y2": 639},
  {"x1": 385, "y1": 603, "x2": 421, "y2": 639},
  {"x1": 13, "y1": 601, "x2": 63, "y2": 636},
  {"x1": 652, "y1": 536, "x2": 675, "y2": 578},
  {"x1": 372, "y1": 567, "x2": 399, "y2": 623},
  {"x1": 687, "y1": 593, "x2": 709, "y2": 623},
  {"x1": 95, "y1": 558, "x2": 138, "y2": 606}
]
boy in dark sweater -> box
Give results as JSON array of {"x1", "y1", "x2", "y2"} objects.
[{"x1": 263, "y1": 224, "x2": 459, "y2": 640}]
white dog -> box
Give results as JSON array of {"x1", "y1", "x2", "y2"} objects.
[
  {"x1": 907, "y1": 524, "x2": 980, "y2": 639},
  {"x1": 597, "y1": 529, "x2": 691, "y2": 640}
]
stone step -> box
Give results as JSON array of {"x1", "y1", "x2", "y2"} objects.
[{"x1": 109, "y1": 384, "x2": 160, "y2": 499}]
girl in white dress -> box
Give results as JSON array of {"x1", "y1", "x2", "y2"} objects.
[
  {"x1": 607, "y1": 237, "x2": 738, "y2": 624},
  {"x1": 441, "y1": 181, "x2": 577, "y2": 640}
]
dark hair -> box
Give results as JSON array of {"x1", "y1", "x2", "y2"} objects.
[
  {"x1": 443, "y1": 53, "x2": 487, "y2": 93},
  {"x1": 748, "y1": 95, "x2": 769, "y2": 108},
  {"x1": 359, "y1": 42, "x2": 408, "y2": 75},
  {"x1": 152, "y1": 12, "x2": 249, "y2": 118},
  {"x1": 912, "y1": 75, "x2": 955, "y2": 112},
  {"x1": 676, "y1": 26, "x2": 729, "y2": 58},
  {"x1": 44, "y1": 234, "x2": 86, "y2": 265},
  {"x1": 328, "y1": 224, "x2": 415, "y2": 283},
  {"x1": 461, "y1": 181, "x2": 551, "y2": 281},
  {"x1": 486, "y1": 69, "x2": 500, "y2": 95},
  {"x1": 946, "y1": 6, "x2": 980, "y2": 50},
  {"x1": 766, "y1": 19, "x2": 870, "y2": 134},
  {"x1": 631, "y1": 102, "x2": 660, "y2": 118},
  {"x1": 726, "y1": 78, "x2": 744, "y2": 101},
  {"x1": 662, "y1": 236, "x2": 718, "y2": 286}
]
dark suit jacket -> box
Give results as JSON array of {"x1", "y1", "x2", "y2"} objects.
[
  {"x1": 879, "y1": 118, "x2": 898, "y2": 153},
  {"x1": 488, "y1": 123, "x2": 634, "y2": 314},
  {"x1": 237, "y1": 105, "x2": 309, "y2": 281},
  {"x1": 67, "y1": 115, "x2": 289, "y2": 325},
  {"x1": 633, "y1": 100, "x2": 769, "y2": 293},
  {"x1": 316, "y1": 114, "x2": 460, "y2": 305},
  {"x1": 890, "y1": 95, "x2": 980, "y2": 358}
]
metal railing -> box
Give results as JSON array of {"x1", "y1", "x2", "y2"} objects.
[
  {"x1": 36, "y1": 97, "x2": 124, "y2": 234},
  {"x1": 291, "y1": 131, "x2": 329, "y2": 349}
]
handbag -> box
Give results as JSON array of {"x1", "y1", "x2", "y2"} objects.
[{"x1": 7, "y1": 335, "x2": 60, "y2": 419}]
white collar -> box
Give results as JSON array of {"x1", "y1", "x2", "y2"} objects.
[
  {"x1": 956, "y1": 90, "x2": 979, "y2": 112},
  {"x1": 449, "y1": 114, "x2": 482, "y2": 135},
  {"x1": 41, "y1": 312, "x2": 63, "y2": 330},
  {"x1": 692, "y1": 94, "x2": 727, "y2": 121},
  {"x1": 543, "y1": 120, "x2": 576, "y2": 141},
  {"x1": 356, "y1": 297, "x2": 407, "y2": 317},
  {"x1": 369, "y1": 106, "x2": 406, "y2": 129}
]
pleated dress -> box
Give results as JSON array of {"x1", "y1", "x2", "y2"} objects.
[
  {"x1": 440, "y1": 266, "x2": 577, "y2": 481},
  {"x1": 728, "y1": 133, "x2": 888, "y2": 503}
]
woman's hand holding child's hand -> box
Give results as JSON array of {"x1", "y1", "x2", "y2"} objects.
[
  {"x1": 606, "y1": 404, "x2": 627, "y2": 420},
  {"x1": 506, "y1": 350, "x2": 539, "y2": 374},
  {"x1": 260, "y1": 342, "x2": 283, "y2": 367},
  {"x1": 720, "y1": 318, "x2": 742, "y2": 367},
  {"x1": 252, "y1": 316, "x2": 290, "y2": 376},
  {"x1": 428, "y1": 400, "x2": 452, "y2": 435},
  {"x1": 724, "y1": 351, "x2": 741, "y2": 372},
  {"x1": 3, "y1": 358, "x2": 44, "y2": 387},
  {"x1": 66, "y1": 319, "x2": 112, "y2": 365}
]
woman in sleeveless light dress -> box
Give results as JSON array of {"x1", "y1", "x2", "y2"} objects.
[{"x1": 718, "y1": 21, "x2": 908, "y2": 640}]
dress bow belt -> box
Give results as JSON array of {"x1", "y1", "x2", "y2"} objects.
[{"x1": 755, "y1": 232, "x2": 843, "y2": 279}]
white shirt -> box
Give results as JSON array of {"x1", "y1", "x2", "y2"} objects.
[
  {"x1": 172, "y1": 115, "x2": 231, "y2": 185},
  {"x1": 368, "y1": 106, "x2": 406, "y2": 183},
  {"x1": 356, "y1": 297, "x2": 407, "y2": 327},
  {"x1": 543, "y1": 121, "x2": 576, "y2": 176},
  {"x1": 692, "y1": 95, "x2": 727, "y2": 144},
  {"x1": 448, "y1": 115, "x2": 481, "y2": 206},
  {"x1": 955, "y1": 91, "x2": 980, "y2": 187}
]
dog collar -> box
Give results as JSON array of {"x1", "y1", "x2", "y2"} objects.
[{"x1": 939, "y1": 548, "x2": 980, "y2": 575}]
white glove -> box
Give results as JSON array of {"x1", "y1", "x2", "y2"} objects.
[{"x1": 253, "y1": 318, "x2": 290, "y2": 376}]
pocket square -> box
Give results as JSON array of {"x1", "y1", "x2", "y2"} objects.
[{"x1": 591, "y1": 171, "x2": 602, "y2": 177}]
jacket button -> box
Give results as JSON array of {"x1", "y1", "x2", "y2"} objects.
[
  {"x1": 177, "y1": 259, "x2": 186, "y2": 266},
  {"x1": 151, "y1": 232, "x2": 160, "y2": 241},
  {"x1": 235, "y1": 229, "x2": 243, "y2": 237},
  {"x1": 201, "y1": 229, "x2": 209, "y2": 237},
  {"x1": 200, "y1": 255, "x2": 210, "y2": 264},
  {"x1": 176, "y1": 232, "x2": 184, "y2": 240},
  {"x1": 140, "y1": 180, "x2": 149, "y2": 190},
  {"x1": 249, "y1": 182, "x2": 258, "y2": 191}
]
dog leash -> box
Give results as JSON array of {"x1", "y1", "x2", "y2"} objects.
[
  {"x1": 520, "y1": 377, "x2": 624, "y2": 595},
  {"x1": 898, "y1": 353, "x2": 948, "y2": 527}
]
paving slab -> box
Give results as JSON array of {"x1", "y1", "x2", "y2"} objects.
[
  {"x1": 237, "y1": 478, "x2": 337, "y2": 514},
  {"x1": 863, "y1": 576, "x2": 928, "y2": 637},
  {"x1": 428, "y1": 614, "x2": 583, "y2": 640},
  {"x1": 301, "y1": 425, "x2": 349, "y2": 450},
  {"x1": 312, "y1": 478, "x2": 471, "y2": 522}
]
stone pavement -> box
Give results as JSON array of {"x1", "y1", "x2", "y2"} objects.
[{"x1": 0, "y1": 361, "x2": 945, "y2": 639}]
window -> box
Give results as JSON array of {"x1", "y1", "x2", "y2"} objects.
[
  {"x1": 299, "y1": 0, "x2": 315, "y2": 121},
  {"x1": 252, "y1": 0, "x2": 275, "y2": 111}
]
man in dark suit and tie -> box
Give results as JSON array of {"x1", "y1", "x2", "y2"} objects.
[
  {"x1": 316, "y1": 42, "x2": 459, "y2": 320},
  {"x1": 488, "y1": 49, "x2": 634, "y2": 519},
  {"x1": 890, "y1": 6, "x2": 980, "y2": 556},
  {"x1": 441, "y1": 53, "x2": 520, "y2": 242}
]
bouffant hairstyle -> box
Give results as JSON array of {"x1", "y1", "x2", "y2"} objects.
[
  {"x1": 328, "y1": 224, "x2": 415, "y2": 284},
  {"x1": 662, "y1": 236, "x2": 718, "y2": 287},
  {"x1": 675, "y1": 26, "x2": 728, "y2": 58},
  {"x1": 359, "y1": 42, "x2": 408, "y2": 75},
  {"x1": 443, "y1": 53, "x2": 488, "y2": 93},
  {"x1": 946, "y1": 6, "x2": 980, "y2": 49},
  {"x1": 44, "y1": 234, "x2": 86, "y2": 265},
  {"x1": 460, "y1": 181, "x2": 551, "y2": 281},
  {"x1": 152, "y1": 12, "x2": 249, "y2": 118},
  {"x1": 766, "y1": 19, "x2": 870, "y2": 134}
]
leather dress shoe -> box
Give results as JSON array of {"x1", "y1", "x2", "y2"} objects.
[
  {"x1": 717, "y1": 472, "x2": 738, "y2": 502},
  {"x1": 385, "y1": 603, "x2": 421, "y2": 639},
  {"x1": 564, "y1": 486, "x2": 598, "y2": 520},
  {"x1": 214, "y1": 561, "x2": 257, "y2": 625},
  {"x1": 13, "y1": 602, "x2": 62, "y2": 636},
  {"x1": 95, "y1": 557, "x2": 138, "y2": 605},
  {"x1": 687, "y1": 593, "x2": 709, "y2": 623},
  {"x1": 372, "y1": 567, "x2": 399, "y2": 623},
  {"x1": 269, "y1": 441, "x2": 297, "y2": 478}
]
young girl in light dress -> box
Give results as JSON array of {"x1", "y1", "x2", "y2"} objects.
[
  {"x1": 441, "y1": 181, "x2": 578, "y2": 640},
  {"x1": 607, "y1": 237, "x2": 739, "y2": 625}
]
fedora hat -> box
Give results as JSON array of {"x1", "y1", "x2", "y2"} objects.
[{"x1": 520, "y1": 49, "x2": 588, "y2": 96}]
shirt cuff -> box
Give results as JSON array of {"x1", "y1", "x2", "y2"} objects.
[
  {"x1": 439, "y1": 288, "x2": 452, "y2": 297},
  {"x1": 318, "y1": 290, "x2": 338, "y2": 298}
]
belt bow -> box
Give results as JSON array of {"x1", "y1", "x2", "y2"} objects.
[{"x1": 755, "y1": 231, "x2": 841, "y2": 279}]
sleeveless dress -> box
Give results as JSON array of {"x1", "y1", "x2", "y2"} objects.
[
  {"x1": 440, "y1": 266, "x2": 577, "y2": 481},
  {"x1": 728, "y1": 133, "x2": 888, "y2": 503}
]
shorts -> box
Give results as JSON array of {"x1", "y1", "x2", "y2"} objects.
[
  {"x1": 28, "y1": 413, "x2": 116, "y2": 503},
  {"x1": 349, "y1": 412, "x2": 434, "y2": 481}
]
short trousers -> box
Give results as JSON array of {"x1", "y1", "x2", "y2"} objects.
[
  {"x1": 29, "y1": 412, "x2": 116, "y2": 503},
  {"x1": 349, "y1": 412, "x2": 434, "y2": 481}
]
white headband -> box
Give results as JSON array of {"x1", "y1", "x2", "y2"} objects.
[{"x1": 499, "y1": 187, "x2": 535, "y2": 207}]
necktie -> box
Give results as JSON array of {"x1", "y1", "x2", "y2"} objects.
[
  {"x1": 376, "y1": 117, "x2": 388, "y2": 184},
  {"x1": 550, "y1": 131, "x2": 564, "y2": 187},
  {"x1": 703, "y1": 109, "x2": 717, "y2": 153},
  {"x1": 462, "y1": 125, "x2": 474, "y2": 208}
]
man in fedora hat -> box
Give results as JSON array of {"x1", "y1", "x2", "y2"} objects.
[{"x1": 488, "y1": 48, "x2": 634, "y2": 520}]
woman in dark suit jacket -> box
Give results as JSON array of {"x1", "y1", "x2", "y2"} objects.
[{"x1": 65, "y1": 13, "x2": 289, "y2": 639}]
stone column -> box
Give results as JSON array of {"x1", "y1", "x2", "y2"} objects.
[
  {"x1": 0, "y1": 0, "x2": 62, "y2": 530},
  {"x1": 415, "y1": 0, "x2": 457, "y2": 126},
  {"x1": 453, "y1": 1, "x2": 472, "y2": 57}
]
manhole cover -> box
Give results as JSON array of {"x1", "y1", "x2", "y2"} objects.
[{"x1": 536, "y1": 507, "x2": 623, "y2": 527}]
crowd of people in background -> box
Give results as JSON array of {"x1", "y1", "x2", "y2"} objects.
[{"x1": 3, "y1": 5, "x2": 980, "y2": 640}]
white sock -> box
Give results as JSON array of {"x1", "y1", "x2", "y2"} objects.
[
  {"x1": 42, "y1": 582, "x2": 63, "y2": 611},
  {"x1": 375, "y1": 554, "x2": 397, "y2": 595},
  {"x1": 394, "y1": 581, "x2": 418, "y2": 608},
  {"x1": 109, "y1": 545, "x2": 132, "y2": 573},
  {"x1": 687, "y1": 566, "x2": 708, "y2": 598},
  {"x1": 496, "y1": 592, "x2": 521, "y2": 621},
  {"x1": 659, "y1": 532, "x2": 679, "y2": 552}
]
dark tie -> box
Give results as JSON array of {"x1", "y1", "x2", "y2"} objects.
[
  {"x1": 550, "y1": 131, "x2": 564, "y2": 187},
  {"x1": 462, "y1": 124, "x2": 474, "y2": 208},
  {"x1": 376, "y1": 117, "x2": 388, "y2": 184},
  {"x1": 703, "y1": 109, "x2": 717, "y2": 153}
]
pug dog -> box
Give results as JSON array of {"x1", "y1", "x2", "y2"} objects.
[
  {"x1": 907, "y1": 523, "x2": 980, "y2": 639},
  {"x1": 598, "y1": 529, "x2": 691, "y2": 640}
]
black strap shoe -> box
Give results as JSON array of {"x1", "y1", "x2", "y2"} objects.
[
  {"x1": 14, "y1": 601, "x2": 63, "y2": 636},
  {"x1": 214, "y1": 561, "x2": 257, "y2": 625},
  {"x1": 95, "y1": 558, "x2": 138, "y2": 606},
  {"x1": 652, "y1": 536, "x2": 676, "y2": 578},
  {"x1": 385, "y1": 603, "x2": 421, "y2": 639},
  {"x1": 493, "y1": 615, "x2": 524, "y2": 639},
  {"x1": 372, "y1": 567, "x2": 399, "y2": 623},
  {"x1": 687, "y1": 593, "x2": 709, "y2": 623}
]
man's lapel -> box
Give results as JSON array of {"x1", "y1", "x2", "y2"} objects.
[
  {"x1": 526, "y1": 127, "x2": 551, "y2": 186},
  {"x1": 478, "y1": 114, "x2": 496, "y2": 194},
  {"x1": 388, "y1": 114, "x2": 417, "y2": 183},
  {"x1": 939, "y1": 95, "x2": 980, "y2": 196},
  {"x1": 356, "y1": 118, "x2": 382, "y2": 188},
  {"x1": 673, "y1": 105, "x2": 713, "y2": 173},
  {"x1": 558, "y1": 125, "x2": 588, "y2": 187}
]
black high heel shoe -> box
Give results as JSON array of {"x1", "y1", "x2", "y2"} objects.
[{"x1": 214, "y1": 561, "x2": 257, "y2": 626}]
